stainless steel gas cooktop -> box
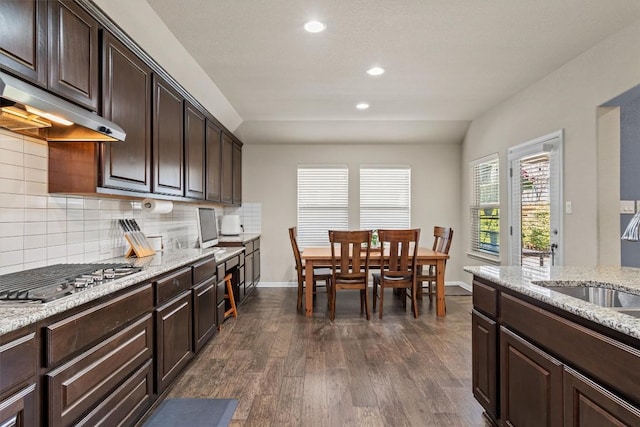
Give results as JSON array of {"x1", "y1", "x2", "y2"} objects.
[{"x1": 0, "y1": 263, "x2": 142, "y2": 303}]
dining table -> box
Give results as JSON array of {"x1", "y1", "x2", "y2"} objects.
[{"x1": 301, "y1": 246, "x2": 450, "y2": 317}]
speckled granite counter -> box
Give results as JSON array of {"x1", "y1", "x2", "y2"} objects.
[
  {"x1": 0, "y1": 247, "x2": 244, "y2": 335},
  {"x1": 218, "y1": 233, "x2": 260, "y2": 244},
  {"x1": 464, "y1": 265, "x2": 640, "y2": 340}
]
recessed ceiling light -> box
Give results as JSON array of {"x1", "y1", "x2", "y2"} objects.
[
  {"x1": 367, "y1": 66, "x2": 385, "y2": 76},
  {"x1": 304, "y1": 20, "x2": 326, "y2": 33},
  {"x1": 356, "y1": 103, "x2": 370, "y2": 110}
]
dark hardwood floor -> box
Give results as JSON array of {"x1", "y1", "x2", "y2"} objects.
[{"x1": 167, "y1": 287, "x2": 486, "y2": 426}]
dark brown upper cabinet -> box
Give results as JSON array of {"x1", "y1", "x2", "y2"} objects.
[
  {"x1": 205, "y1": 120, "x2": 222, "y2": 203},
  {"x1": 232, "y1": 140, "x2": 242, "y2": 205},
  {"x1": 152, "y1": 75, "x2": 184, "y2": 196},
  {"x1": 101, "y1": 32, "x2": 152, "y2": 193},
  {"x1": 0, "y1": 0, "x2": 47, "y2": 86},
  {"x1": 48, "y1": 0, "x2": 99, "y2": 111},
  {"x1": 184, "y1": 102, "x2": 205, "y2": 200},
  {"x1": 221, "y1": 132, "x2": 234, "y2": 204}
]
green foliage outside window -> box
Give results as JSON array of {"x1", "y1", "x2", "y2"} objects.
[{"x1": 479, "y1": 208, "x2": 499, "y2": 253}]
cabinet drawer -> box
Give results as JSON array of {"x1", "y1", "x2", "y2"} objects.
[
  {"x1": 74, "y1": 360, "x2": 153, "y2": 427},
  {"x1": 244, "y1": 240, "x2": 254, "y2": 253},
  {"x1": 47, "y1": 314, "x2": 153, "y2": 427},
  {"x1": 473, "y1": 279, "x2": 498, "y2": 318},
  {"x1": 45, "y1": 284, "x2": 153, "y2": 366},
  {"x1": 0, "y1": 383, "x2": 38, "y2": 427},
  {"x1": 192, "y1": 256, "x2": 216, "y2": 285},
  {"x1": 501, "y1": 292, "x2": 640, "y2": 406},
  {"x1": 239, "y1": 252, "x2": 245, "y2": 267},
  {"x1": 217, "y1": 264, "x2": 226, "y2": 284},
  {"x1": 226, "y1": 256, "x2": 239, "y2": 271},
  {"x1": 156, "y1": 267, "x2": 192, "y2": 305},
  {"x1": 0, "y1": 332, "x2": 36, "y2": 396},
  {"x1": 253, "y1": 238, "x2": 260, "y2": 251}
]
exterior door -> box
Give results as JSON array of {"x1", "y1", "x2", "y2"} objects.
[{"x1": 508, "y1": 130, "x2": 563, "y2": 267}]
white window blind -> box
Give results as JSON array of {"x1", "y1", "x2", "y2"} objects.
[
  {"x1": 297, "y1": 166, "x2": 348, "y2": 248},
  {"x1": 470, "y1": 155, "x2": 500, "y2": 256},
  {"x1": 360, "y1": 166, "x2": 411, "y2": 230}
]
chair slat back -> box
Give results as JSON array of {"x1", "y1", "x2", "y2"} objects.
[
  {"x1": 432, "y1": 226, "x2": 453, "y2": 255},
  {"x1": 378, "y1": 229, "x2": 420, "y2": 280},
  {"x1": 289, "y1": 227, "x2": 303, "y2": 282},
  {"x1": 328, "y1": 230, "x2": 372, "y2": 283}
]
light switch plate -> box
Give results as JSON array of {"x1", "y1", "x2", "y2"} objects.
[{"x1": 620, "y1": 200, "x2": 636, "y2": 214}]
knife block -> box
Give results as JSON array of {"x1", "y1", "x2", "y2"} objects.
[{"x1": 124, "y1": 233, "x2": 156, "y2": 258}]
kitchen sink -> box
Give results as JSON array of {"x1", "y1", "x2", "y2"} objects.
[{"x1": 532, "y1": 281, "x2": 640, "y2": 308}]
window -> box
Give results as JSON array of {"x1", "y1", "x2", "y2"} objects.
[
  {"x1": 470, "y1": 154, "x2": 500, "y2": 256},
  {"x1": 360, "y1": 166, "x2": 411, "y2": 230},
  {"x1": 297, "y1": 166, "x2": 348, "y2": 248}
]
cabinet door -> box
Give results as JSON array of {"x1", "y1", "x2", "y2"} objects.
[
  {"x1": 472, "y1": 310, "x2": 498, "y2": 421},
  {"x1": 152, "y1": 75, "x2": 184, "y2": 196},
  {"x1": 564, "y1": 367, "x2": 640, "y2": 427},
  {"x1": 0, "y1": 0, "x2": 47, "y2": 86},
  {"x1": 101, "y1": 32, "x2": 152, "y2": 192},
  {"x1": 184, "y1": 102, "x2": 205, "y2": 199},
  {"x1": 48, "y1": 0, "x2": 99, "y2": 110},
  {"x1": 245, "y1": 251, "x2": 254, "y2": 292},
  {"x1": 205, "y1": 120, "x2": 222, "y2": 202},
  {"x1": 193, "y1": 276, "x2": 217, "y2": 352},
  {"x1": 0, "y1": 384, "x2": 38, "y2": 427},
  {"x1": 155, "y1": 291, "x2": 193, "y2": 393},
  {"x1": 500, "y1": 327, "x2": 563, "y2": 427},
  {"x1": 221, "y1": 132, "x2": 233, "y2": 204},
  {"x1": 253, "y1": 248, "x2": 260, "y2": 283},
  {"x1": 232, "y1": 141, "x2": 242, "y2": 205}
]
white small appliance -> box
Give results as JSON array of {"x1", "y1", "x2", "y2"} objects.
[{"x1": 220, "y1": 215, "x2": 241, "y2": 235}]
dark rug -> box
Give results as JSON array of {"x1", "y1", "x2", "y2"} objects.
[{"x1": 143, "y1": 398, "x2": 238, "y2": 427}]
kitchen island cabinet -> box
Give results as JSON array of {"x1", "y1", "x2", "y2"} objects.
[{"x1": 466, "y1": 266, "x2": 640, "y2": 427}]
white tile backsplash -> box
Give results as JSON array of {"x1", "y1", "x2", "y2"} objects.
[{"x1": 0, "y1": 132, "x2": 210, "y2": 271}]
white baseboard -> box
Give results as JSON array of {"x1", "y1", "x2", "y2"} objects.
[{"x1": 258, "y1": 280, "x2": 472, "y2": 291}]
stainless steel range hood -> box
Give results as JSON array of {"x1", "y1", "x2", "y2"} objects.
[{"x1": 0, "y1": 71, "x2": 126, "y2": 142}]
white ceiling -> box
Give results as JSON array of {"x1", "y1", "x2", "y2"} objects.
[{"x1": 144, "y1": 0, "x2": 640, "y2": 144}]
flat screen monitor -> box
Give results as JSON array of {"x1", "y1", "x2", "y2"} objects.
[{"x1": 196, "y1": 207, "x2": 219, "y2": 249}]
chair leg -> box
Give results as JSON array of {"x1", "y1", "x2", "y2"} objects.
[
  {"x1": 372, "y1": 276, "x2": 378, "y2": 311},
  {"x1": 428, "y1": 281, "x2": 434, "y2": 302},
  {"x1": 378, "y1": 285, "x2": 385, "y2": 319},
  {"x1": 411, "y1": 284, "x2": 419, "y2": 318},
  {"x1": 363, "y1": 287, "x2": 370, "y2": 320},
  {"x1": 330, "y1": 286, "x2": 336, "y2": 321},
  {"x1": 297, "y1": 280, "x2": 303, "y2": 312}
]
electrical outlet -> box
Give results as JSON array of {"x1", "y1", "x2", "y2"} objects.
[
  {"x1": 620, "y1": 200, "x2": 636, "y2": 214},
  {"x1": 565, "y1": 201, "x2": 572, "y2": 214}
]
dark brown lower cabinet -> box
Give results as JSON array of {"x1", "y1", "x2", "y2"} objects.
[
  {"x1": 193, "y1": 276, "x2": 217, "y2": 352},
  {"x1": 155, "y1": 291, "x2": 193, "y2": 393},
  {"x1": 564, "y1": 367, "x2": 640, "y2": 427},
  {"x1": 46, "y1": 314, "x2": 153, "y2": 427},
  {"x1": 472, "y1": 310, "x2": 498, "y2": 420},
  {"x1": 500, "y1": 327, "x2": 563, "y2": 427},
  {"x1": 0, "y1": 383, "x2": 38, "y2": 427}
]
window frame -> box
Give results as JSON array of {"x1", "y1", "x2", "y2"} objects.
[{"x1": 469, "y1": 153, "x2": 500, "y2": 260}]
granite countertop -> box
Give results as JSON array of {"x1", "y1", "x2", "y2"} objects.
[
  {"x1": 0, "y1": 247, "x2": 245, "y2": 335},
  {"x1": 218, "y1": 233, "x2": 260, "y2": 244},
  {"x1": 464, "y1": 265, "x2": 640, "y2": 340}
]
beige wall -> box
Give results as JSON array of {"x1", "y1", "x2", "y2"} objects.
[
  {"x1": 461, "y1": 20, "x2": 640, "y2": 281},
  {"x1": 242, "y1": 143, "x2": 463, "y2": 284}
]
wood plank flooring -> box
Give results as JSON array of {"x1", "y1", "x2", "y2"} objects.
[{"x1": 167, "y1": 287, "x2": 486, "y2": 426}]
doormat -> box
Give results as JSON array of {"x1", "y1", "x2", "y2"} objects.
[{"x1": 143, "y1": 398, "x2": 238, "y2": 427}]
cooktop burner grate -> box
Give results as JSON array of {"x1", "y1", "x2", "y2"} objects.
[{"x1": 0, "y1": 263, "x2": 142, "y2": 302}]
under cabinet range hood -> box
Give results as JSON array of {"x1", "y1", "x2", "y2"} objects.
[{"x1": 0, "y1": 71, "x2": 126, "y2": 142}]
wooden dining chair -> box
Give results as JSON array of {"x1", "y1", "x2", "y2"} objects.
[
  {"x1": 372, "y1": 229, "x2": 421, "y2": 318},
  {"x1": 289, "y1": 227, "x2": 332, "y2": 311},
  {"x1": 328, "y1": 230, "x2": 372, "y2": 321},
  {"x1": 417, "y1": 226, "x2": 453, "y2": 302}
]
